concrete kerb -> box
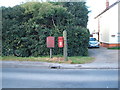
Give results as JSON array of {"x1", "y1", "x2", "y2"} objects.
[{"x1": 1, "y1": 61, "x2": 119, "y2": 69}]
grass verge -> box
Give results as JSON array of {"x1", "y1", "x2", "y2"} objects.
[
  {"x1": 1, "y1": 56, "x2": 95, "y2": 64},
  {"x1": 68, "y1": 56, "x2": 95, "y2": 64},
  {"x1": 107, "y1": 47, "x2": 120, "y2": 50}
]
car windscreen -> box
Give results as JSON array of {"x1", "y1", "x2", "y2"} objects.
[{"x1": 89, "y1": 38, "x2": 96, "y2": 41}]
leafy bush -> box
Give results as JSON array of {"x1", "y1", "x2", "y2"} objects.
[
  {"x1": 67, "y1": 26, "x2": 90, "y2": 56},
  {"x1": 2, "y1": 2, "x2": 90, "y2": 57}
]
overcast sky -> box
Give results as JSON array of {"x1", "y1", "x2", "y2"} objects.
[{"x1": 0, "y1": 0, "x2": 116, "y2": 33}]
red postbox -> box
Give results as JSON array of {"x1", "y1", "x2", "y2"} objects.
[
  {"x1": 46, "y1": 36, "x2": 55, "y2": 48},
  {"x1": 58, "y1": 37, "x2": 64, "y2": 48}
]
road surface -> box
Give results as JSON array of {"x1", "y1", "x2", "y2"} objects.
[{"x1": 2, "y1": 68, "x2": 118, "y2": 88}]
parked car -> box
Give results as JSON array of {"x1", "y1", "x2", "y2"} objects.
[{"x1": 88, "y1": 37, "x2": 100, "y2": 48}]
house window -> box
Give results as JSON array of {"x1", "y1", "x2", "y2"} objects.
[{"x1": 111, "y1": 35, "x2": 115, "y2": 37}]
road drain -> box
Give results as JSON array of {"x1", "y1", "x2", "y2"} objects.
[{"x1": 50, "y1": 66, "x2": 60, "y2": 69}]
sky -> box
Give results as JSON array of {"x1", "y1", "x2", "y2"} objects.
[{"x1": 0, "y1": 0, "x2": 116, "y2": 33}]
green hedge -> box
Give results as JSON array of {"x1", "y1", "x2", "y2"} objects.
[
  {"x1": 2, "y1": 2, "x2": 90, "y2": 57},
  {"x1": 2, "y1": 26, "x2": 90, "y2": 57},
  {"x1": 67, "y1": 26, "x2": 90, "y2": 56}
]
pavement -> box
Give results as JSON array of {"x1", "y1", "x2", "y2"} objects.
[{"x1": 1, "y1": 47, "x2": 119, "y2": 69}]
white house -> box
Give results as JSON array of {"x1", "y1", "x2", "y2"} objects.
[{"x1": 94, "y1": 0, "x2": 120, "y2": 47}]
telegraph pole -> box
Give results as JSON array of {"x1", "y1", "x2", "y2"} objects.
[{"x1": 63, "y1": 30, "x2": 68, "y2": 61}]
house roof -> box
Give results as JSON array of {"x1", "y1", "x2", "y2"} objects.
[{"x1": 94, "y1": 0, "x2": 120, "y2": 19}]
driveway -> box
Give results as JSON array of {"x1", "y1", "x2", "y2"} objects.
[
  {"x1": 82, "y1": 47, "x2": 119, "y2": 69},
  {"x1": 88, "y1": 47, "x2": 119, "y2": 63}
]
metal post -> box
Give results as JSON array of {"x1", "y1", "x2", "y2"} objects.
[
  {"x1": 98, "y1": 18, "x2": 100, "y2": 42},
  {"x1": 63, "y1": 30, "x2": 68, "y2": 61},
  {"x1": 50, "y1": 48, "x2": 52, "y2": 58}
]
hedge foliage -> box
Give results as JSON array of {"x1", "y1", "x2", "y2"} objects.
[{"x1": 2, "y1": 2, "x2": 90, "y2": 57}]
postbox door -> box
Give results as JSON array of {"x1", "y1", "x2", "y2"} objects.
[{"x1": 58, "y1": 37, "x2": 64, "y2": 47}]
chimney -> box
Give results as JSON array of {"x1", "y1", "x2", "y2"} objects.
[{"x1": 106, "y1": 0, "x2": 109, "y2": 8}]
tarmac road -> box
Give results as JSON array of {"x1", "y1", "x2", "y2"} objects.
[
  {"x1": 2, "y1": 68, "x2": 118, "y2": 88},
  {"x1": 1, "y1": 47, "x2": 119, "y2": 88}
]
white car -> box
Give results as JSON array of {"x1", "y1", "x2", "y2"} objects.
[{"x1": 88, "y1": 37, "x2": 100, "y2": 48}]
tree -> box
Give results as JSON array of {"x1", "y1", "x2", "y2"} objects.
[
  {"x1": 2, "y1": 6, "x2": 27, "y2": 56},
  {"x1": 52, "y1": 2, "x2": 89, "y2": 27},
  {"x1": 2, "y1": 2, "x2": 90, "y2": 57}
]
